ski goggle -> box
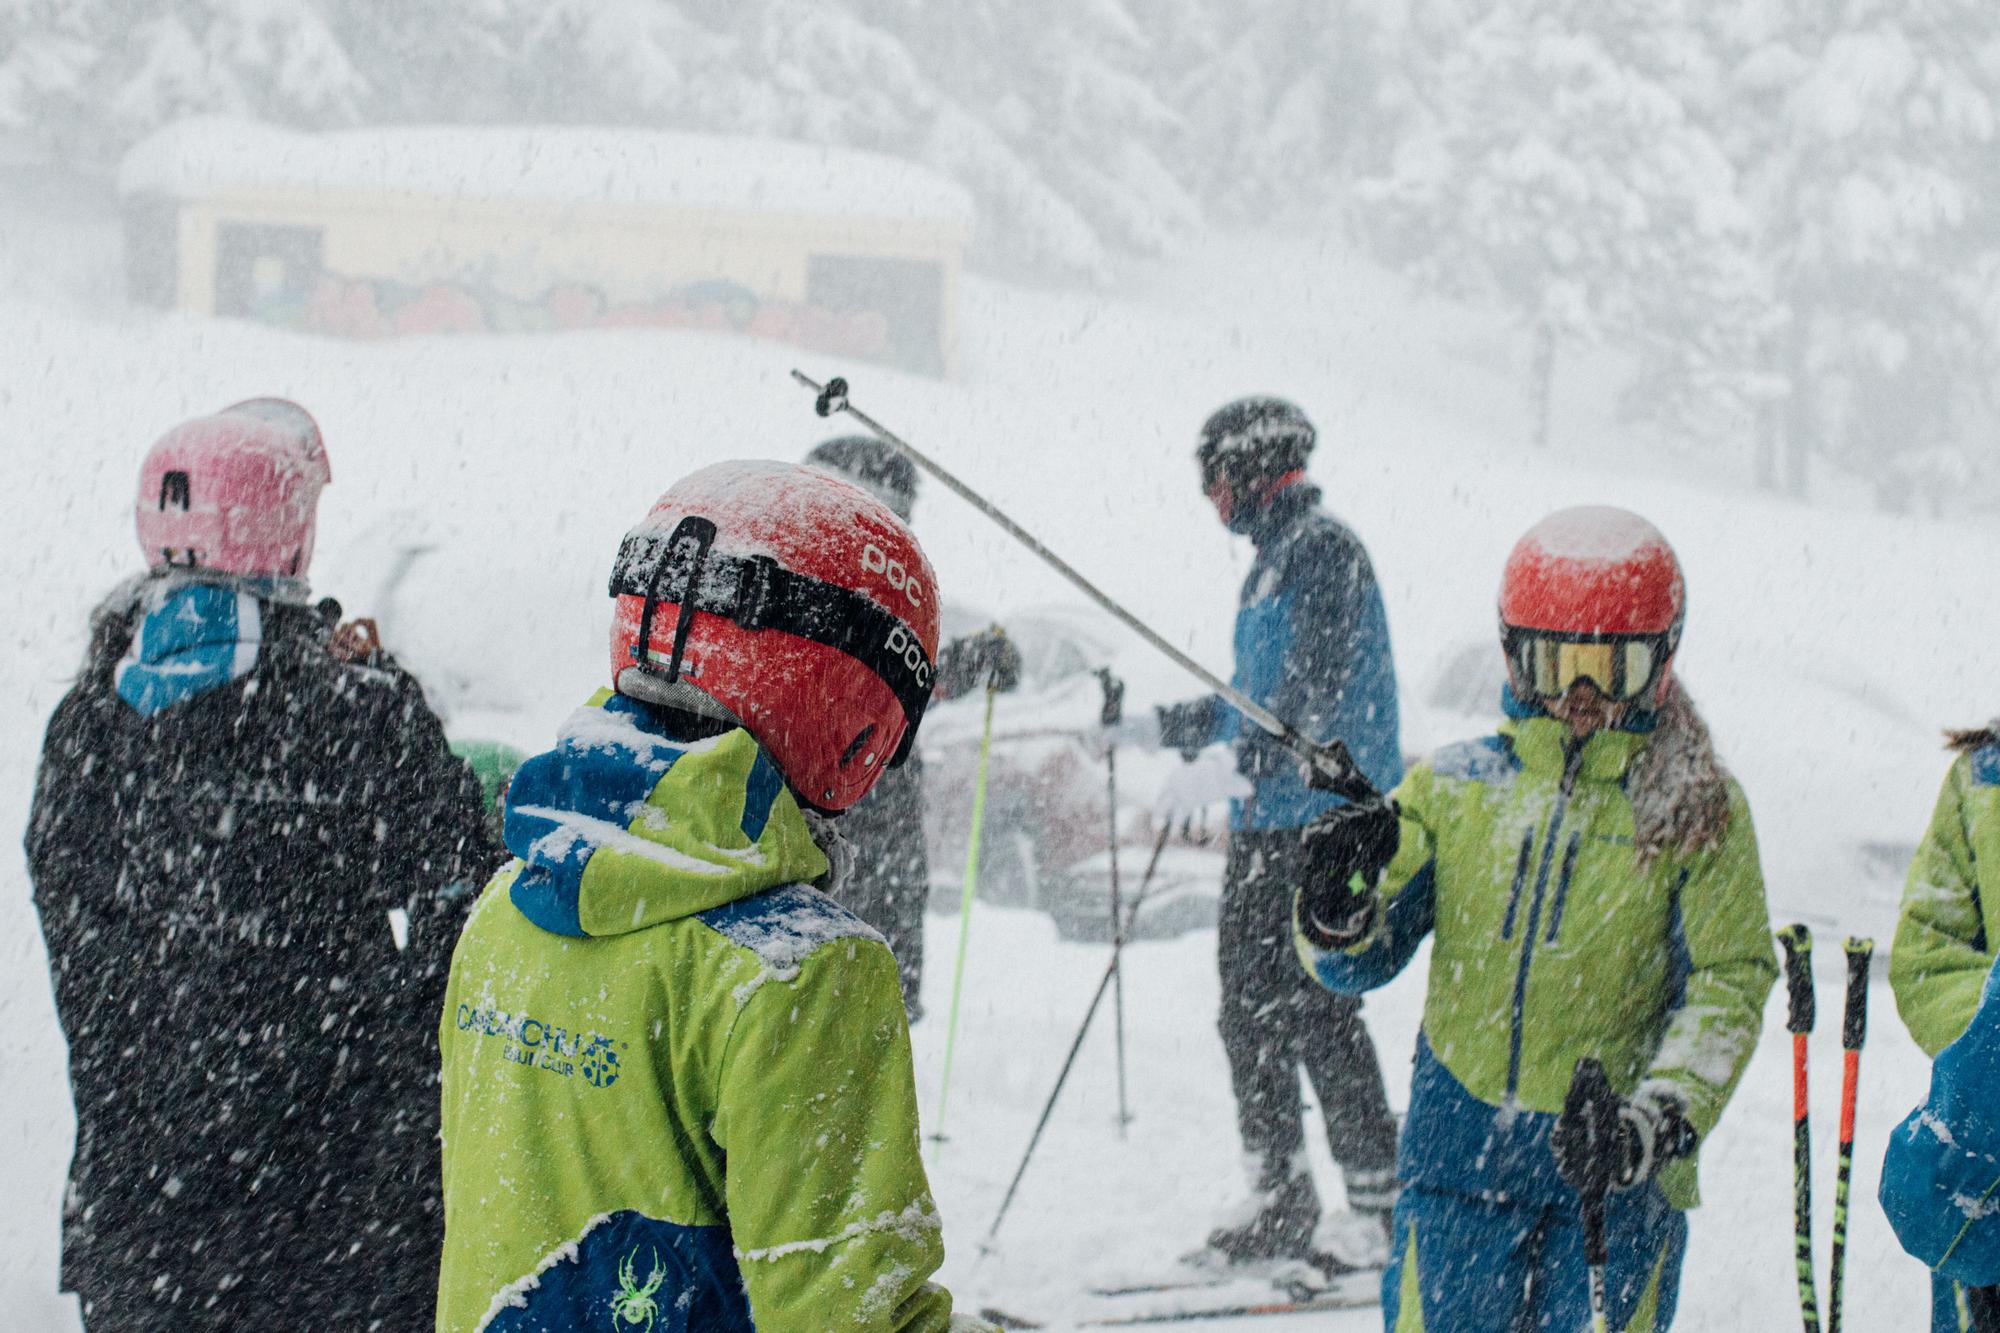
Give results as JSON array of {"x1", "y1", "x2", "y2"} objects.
[{"x1": 1502, "y1": 627, "x2": 1673, "y2": 704}]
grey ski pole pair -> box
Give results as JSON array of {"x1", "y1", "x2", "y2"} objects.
[{"x1": 1777, "y1": 925, "x2": 1875, "y2": 1333}]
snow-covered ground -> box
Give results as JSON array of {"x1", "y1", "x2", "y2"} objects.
[{"x1": 1, "y1": 172, "x2": 1986, "y2": 1327}]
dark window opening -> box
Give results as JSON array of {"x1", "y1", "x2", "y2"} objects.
[{"x1": 215, "y1": 222, "x2": 324, "y2": 323}]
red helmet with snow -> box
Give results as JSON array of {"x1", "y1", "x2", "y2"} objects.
[
  {"x1": 134, "y1": 398, "x2": 331, "y2": 577},
  {"x1": 608, "y1": 460, "x2": 941, "y2": 813},
  {"x1": 1498, "y1": 505, "x2": 1685, "y2": 709}
]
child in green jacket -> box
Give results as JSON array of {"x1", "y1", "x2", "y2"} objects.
[
  {"x1": 436, "y1": 461, "x2": 992, "y2": 1332},
  {"x1": 1292, "y1": 507, "x2": 1776, "y2": 1332},
  {"x1": 1888, "y1": 724, "x2": 2000, "y2": 1332}
]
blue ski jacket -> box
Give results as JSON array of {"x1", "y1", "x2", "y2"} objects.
[
  {"x1": 1883, "y1": 953, "x2": 2000, "y2": 1287},
  {"x1": 1158, "y1": 481, "x2": 1402, "y2": 829}
]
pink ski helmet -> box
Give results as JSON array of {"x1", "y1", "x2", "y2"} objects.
[{"x1": 134, "y1": 399, "x2": 332, "y2": 577}]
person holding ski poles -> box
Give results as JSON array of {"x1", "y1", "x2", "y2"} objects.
[
  {"x1": 1122, "y1": 396, "x2": 1405, "y2": 1268},
  {"x1": 1878, "y1": 722, "x2": 2000, "y2": 1330},
  {"x1": 25, "y1": 400, "x2": 500, "y2": 1332},
  {"x1": 1294, "y1": 506, "x2": 1776, "y2": 1331},
  {"x1": 435, "y1": 460, "x2": 994, "y2": 1332},
  {"x1": 803, "y1": 434, "x2": 1021, "y2": 1021}
]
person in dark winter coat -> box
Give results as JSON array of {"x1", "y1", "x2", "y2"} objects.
[
  {"x1": 803, "y1": 436, "x2": 1018, "y2": 1020},
  {"x1": 25, "y1": 401, "x2": 499, "y2": 1332},
  {"x1": 1135, "y1": 397, "x2": 1405, "y2": 1268}
]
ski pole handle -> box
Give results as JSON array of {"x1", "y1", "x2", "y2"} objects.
[
  {"x1": 1096, "y1": 668, "x2": 1124, "y2": 729},
  {"x1": 1778, "y1": 924, "x2": 1815, "y2": 1036},
  {"x1": 1842, "y1": 938, "x2": 1873, "y2": 1052}
]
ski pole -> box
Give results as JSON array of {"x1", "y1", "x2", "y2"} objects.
[
  {"x1": 933, "y1": 670, "x2": 1001, "y2": 1143},
  {"x1": 1825, "y1": 937, "x2": 1874, "y2": 1333},
  {"x1": 1564, "y1": 1058, "x2": 1617, "y2": 1333},
  {"x1": 983, "y1": 820, "x2": 1175, "y2": 1248},
  {"x1": 1777, "y1": 923, "x2": 1821, "y2": 1333},
  {"x1": 1097, "y1": 667, "x2": 1131, "y2": 1137},
  {"x1": 791, "y1": 370, "x2": 1380, "y2": 807}
]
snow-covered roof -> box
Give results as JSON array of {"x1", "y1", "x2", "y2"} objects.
[{"x1": 117, "y1": 118, "x2": 975, "y2": 226}]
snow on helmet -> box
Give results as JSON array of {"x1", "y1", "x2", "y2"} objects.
[
  {"x1": 1197, "y1": 396, "x2": 1315, "y2": 529},
  {"x1": 607, "y1": 460, "x2": 941, "y2": 813},
  {"x1": 1498, "y1": 505, "x2": 1685, "y2": 709},
  {"x1": 134, "y1": 399, "x2": 331, "y2": 577},
  {"x1": 805, "y1": 435, "x2": 918, "y2": 521}
]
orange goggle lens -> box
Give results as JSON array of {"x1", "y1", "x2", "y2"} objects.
[{"x1": 1506, "y1": 631, "x2": 1665, "y2": 703}]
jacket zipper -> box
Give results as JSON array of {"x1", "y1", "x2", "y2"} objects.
[
  {"x1": 1545, "y1": 833, "x2": 1584, "y2": 944},
  {"x1": 1506, "y1": 739, "x2": 1584, "y2": 1098}
]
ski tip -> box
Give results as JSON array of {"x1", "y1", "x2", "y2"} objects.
[
  {"x1": 1843, "y1": 936, "x2": 1875, "y2": 960},
  {"x1": 1777, "y1": 922, "x2": 1813, "y2": 955}
]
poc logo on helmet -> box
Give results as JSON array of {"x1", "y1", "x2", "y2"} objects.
[
  {"x1": 862, "y1": 543, "x2": 923, "y2": 609},
  {"x1": 886, "y1": 623, "x2": 932, "y2": 689}
]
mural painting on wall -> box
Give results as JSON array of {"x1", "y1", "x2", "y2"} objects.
[{"x1": 267, "y1": 273, "x2": 894, "y2": 363}]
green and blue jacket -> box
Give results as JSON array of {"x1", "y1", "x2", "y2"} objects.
[
  {"x1": 1892, "y1": 743, "x2": 2000, "y2": 1059},
  {"x1": 437, "y1": 690, "x2": 974, "y2": 1332},
  {"x1": 1297, "y1": 708, "x2": 1775, "y2": 1211}
]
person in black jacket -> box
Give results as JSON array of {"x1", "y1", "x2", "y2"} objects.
[
  {"x1": 25, "y1": 400, "x2": 499, "y2": 1332},
  {"x1": 1140, "y1": 397, "x2": 1406, "y2": 1271},
  {"x1": 804, "y1": 436, "x2": 1018, "y2": 1020}
]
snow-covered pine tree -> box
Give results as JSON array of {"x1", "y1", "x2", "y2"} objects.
[
  {"x1": 1170, "y1": 0, "x2": 1405, "y2": 223},
  {"x1": 1724, "y1": 0, "x2": 2000, "y2": 500},
  {"x1": 1365, "y1": 0, "x2": 1768, "y2": 451},
  {"x1": 0, "y1": 0, "x2": 97, "y2": 154}
]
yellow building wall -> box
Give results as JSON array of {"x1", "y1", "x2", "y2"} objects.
[{"x1": 172, "y1": 187, "x2": 965, "y2": 371}]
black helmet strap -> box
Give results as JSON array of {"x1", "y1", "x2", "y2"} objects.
[{"x1": 613, "y1": 524, "x2": 935, "y2": 766}]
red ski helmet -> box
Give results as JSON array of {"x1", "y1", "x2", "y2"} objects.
[
  {"x1": 607, "y1": 460, "x2": 941, "y2": 813},
  {"x1": 1498, "y1": 506, "x2": 1685, "y2": 709},
  {"x1": 134, "y1": 398, "x2": 331, "y2": 577}
]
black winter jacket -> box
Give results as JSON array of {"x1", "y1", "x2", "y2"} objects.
[{"x1": 25, "y1": 577, "x2": 500, "y2": 1331}]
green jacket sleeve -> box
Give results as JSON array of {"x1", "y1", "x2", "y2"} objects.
[
  {"x1": 713, "y1": 938, "x2": 969, "y2": 1332},
  {"x1": 1643, "y1": 784, "x2": 1777, "y2": 1142},
  {"x1": 1893, "y1": 757, "x2": 1993, "y2": 1058}
]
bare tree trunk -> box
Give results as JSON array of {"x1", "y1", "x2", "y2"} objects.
[
  {"x1": 1782, "y1": 312, "x2": 1811, "y2": 499},
  {"x1": 1530, "y1": 322, "x2": 1557, "y2": 450}
]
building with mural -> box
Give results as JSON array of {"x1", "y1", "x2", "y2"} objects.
[{"x1": 117, "y1": 118, "x2": 974, "y2": 377}]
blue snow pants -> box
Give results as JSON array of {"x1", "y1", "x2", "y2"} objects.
[
  {"x1": 1381, "y1": 1185, "x2": 1687, "y2": 1331},
  {"x1": 1934, "y1": 1271, "x2": 2000, "y2": 1331}
]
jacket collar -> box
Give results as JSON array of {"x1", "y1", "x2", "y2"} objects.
[
  {"x1": 1240, "y1": 478, "x2": 1320, "y2": 546},
  {"x1": 1500, "y1": 713, "x2": 1649, "y2": 785}
]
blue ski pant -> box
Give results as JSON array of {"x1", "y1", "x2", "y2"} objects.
[
  {"x1": 1934, "y1": 1271, "x2": 2000, "y2": 1331},
  {"x1": 1381, "y1": 1184, "x2": 1687, "y2": 1331}
]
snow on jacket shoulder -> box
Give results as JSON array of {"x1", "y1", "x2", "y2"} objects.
[
  {"x1": 1883, "y1": 954, "x2": 2000, "y2": 1285},
  {"x1": 1893, "y1": 744, "x2": 2000, "y2": 1058},
  {"x1": 437, "y1": 691, "x2": 977, "y2": 1333},
  {"x1": 1294, "y1": 708, "x2": 1775, "y2": 1211}
]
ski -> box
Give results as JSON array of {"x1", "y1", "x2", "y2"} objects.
[{"x1": 1082, "y1": 1288, "x2": 1379, "y2": 1324}]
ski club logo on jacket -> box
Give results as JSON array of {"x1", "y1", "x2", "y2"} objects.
[{"x1": 454, "y1": 1003, "x2": 624, "y2": 1088}]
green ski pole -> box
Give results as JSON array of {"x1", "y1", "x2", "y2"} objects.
[{"x1": 933, "y1": 671, "x2": 1001, "y2": 1143}]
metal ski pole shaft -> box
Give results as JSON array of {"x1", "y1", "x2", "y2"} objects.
[
  {"x1": 1584, "y1": 1189, "x2": 1610, "y2": 1333},
  {"x1": 1777, "y1": 924, "x2": 1822, "y2": 1333},
  {"x1": 1098, "y1": 668, "x2": 1131, "y2": 1137},
  {"x1": 983, "y1": 821, "x2": 1175, "y2": 1248},
  {"x1": 791, "y1": 369, "x2": 1379, "y2": 807},
  {"x1": 933, "y1": 676, "x2": 1000, "y2": 1143},
  {"x1": 1826, "y1": 937, "x2": 1874, "y2": 1333}
]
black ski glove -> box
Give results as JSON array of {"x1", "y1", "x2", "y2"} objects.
[
  {"x1": 936, "y1": 626, "x2": 1023, "y2": 697},
  {"x1": 1296, "y1": 799, "x2": 1401, "y2": 950},
  {"x1": 1552, "y1": 1068, "x2": 1698, "y2": 1196}
]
